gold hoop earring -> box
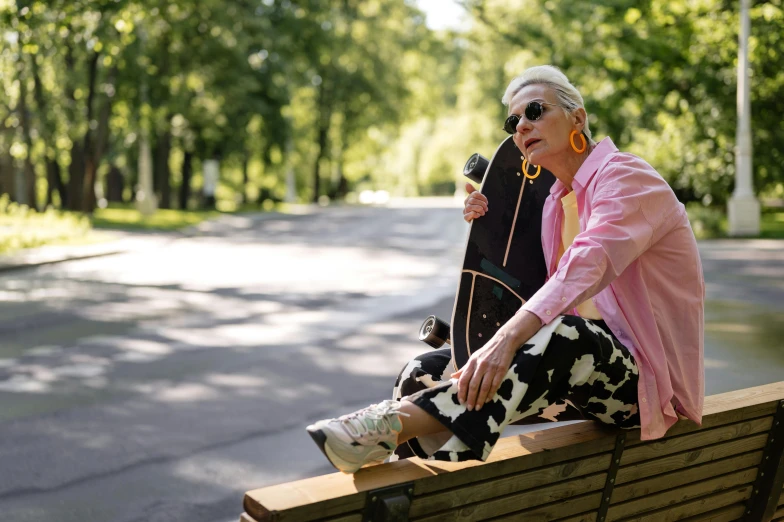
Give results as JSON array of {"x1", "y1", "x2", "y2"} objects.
[
  {"x1": 570, "y1": 130, "x2": 587, "y2": 154},
  {"x1": 522, "y1": 159, "x2": 541, "y2": 180}
]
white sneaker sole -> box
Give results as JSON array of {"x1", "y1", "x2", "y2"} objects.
[{"x1": 306, "y1": 424, "x2": 392, "y2": 474}]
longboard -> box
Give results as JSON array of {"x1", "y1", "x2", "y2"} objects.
[{"x1": 419, "y1": 137, "x2": 556, "y2": 369}]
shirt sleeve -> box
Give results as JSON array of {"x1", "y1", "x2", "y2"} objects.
[{"x1": 521, "y1": 161, "x2": 673, "y2": 324}]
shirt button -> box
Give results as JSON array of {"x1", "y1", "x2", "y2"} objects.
[
  {"x1": 561, "y1": 297, "x2": 567, "y2": 302},
  {"x1": 641, "y1": 398, "x2": 647, "y2": 403},
  {"x1": 545, "y1": 310, "x2": 552, "y2": 316}
]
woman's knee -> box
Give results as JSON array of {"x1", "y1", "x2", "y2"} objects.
[{"x1": 393, "y1": 348, "x2": 452, "y2": 397}]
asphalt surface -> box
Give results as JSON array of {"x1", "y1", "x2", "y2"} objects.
[{"x1": 0, "y1": 200, "x2": 782, "y2": 522}]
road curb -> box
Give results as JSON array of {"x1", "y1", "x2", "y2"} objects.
[
  {"x1": 0, "y1": 247, "x2": 131, "y2": 274},
  {"x1": 0, "y1": 232, "x2": 178, "y2": 274}
]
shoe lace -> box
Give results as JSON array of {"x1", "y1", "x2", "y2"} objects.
[{"x1": 339, "y1": 401, "x2": 410, "y2": 439}]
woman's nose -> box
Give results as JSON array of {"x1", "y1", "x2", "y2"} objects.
[{"x1": 516, "y1": 118, "x2": 532, "y2": 134}]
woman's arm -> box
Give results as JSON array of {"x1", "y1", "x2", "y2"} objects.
[
  {"x1": 453, "y1": 309, "x2": 542, "y2": 411},
  {"x1": 522, "y1": 160, "x2": 681, "y2": 325}
]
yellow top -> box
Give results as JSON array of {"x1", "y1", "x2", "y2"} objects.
[{"x1": 557, "y1": 190, "x2": 603, "y2": 320}]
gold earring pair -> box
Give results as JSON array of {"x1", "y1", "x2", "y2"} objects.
[{"x1": 522, "y1": 130, "x2": 586, "y2": 180}]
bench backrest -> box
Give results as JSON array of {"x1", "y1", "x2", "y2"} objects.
[{"x1": 242, "y1": 381, "x2": 784, "y2": 522}]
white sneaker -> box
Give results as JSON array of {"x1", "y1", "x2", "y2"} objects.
[{"x1": 306, "y1": 400, "x2": 410, "y2": 473}]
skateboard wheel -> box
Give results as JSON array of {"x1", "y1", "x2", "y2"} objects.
[
  {"x1": 419, "y1": 315, "x2": 451, "y2": 349},
  {"x1": 463, "y1": 154, "x2": 489, "y2": 184}
]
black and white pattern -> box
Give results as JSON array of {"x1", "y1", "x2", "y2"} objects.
[{"x1": 392, "y1": 315, "x2": 640, "y2": 462}]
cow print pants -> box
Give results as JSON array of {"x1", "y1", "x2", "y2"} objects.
[{"x1": 391, "y1": 315, "x2": 641, "y2": 462}]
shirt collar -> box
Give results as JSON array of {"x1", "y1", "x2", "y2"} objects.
[{"x1": 548, "y1": 137, "x2": 618, "y2": 196}]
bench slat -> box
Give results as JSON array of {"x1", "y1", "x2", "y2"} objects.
[
  {"x1": 484, "y1": 491, "x2": 603, "y2": 521},
  {"x1": 621, "y1": 415, "x2": 773, "y2": 465},
  {"x1": 412, "y1": 472, "x2": 606, "y2": 521},
  {"x1": 611, "y1": 450, "x2": 762, "y2": 503},
  {"x1": 680, "y1": 503, "x2": 747, "y2": 522},
  {"x1": 625, "y1": 400, "x2": 778, "y2": 447},
  {"x1": 244, "y1": 474, "x2": 367, "y2": 522},
  {"x1": 616, "y1": 484, "x2": 752, "y2": 522},
  {"x1": 615, "y1": 432, "x2": 768, "y2": 484},
  {"x1": 606, "y1": 467, "x2": 757, "y2": 520},
  {"x1": 413, "y1": 422, "x2": 616, "y2": 495},
  {"x1": 324, "y1": 515, "x2": 361, "y2": 522},
  {"x1": 409, "y1": 453, "x2": 611, "y2": 518},
  {"x1": 701, "y1": 382, "x2": 784, "y2": 415},
  {"x1": 558, "y1": 512, "x2": 598, "y2": 522},
  {"x1": 624, "y1": 382, "x2": 783, "y2": 448}
]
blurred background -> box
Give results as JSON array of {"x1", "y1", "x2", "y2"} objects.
[
  {"x1": 0, "y1": 0, "x2": 783, "y2": 234},
  {"x1": 1, "y1": 1, "x2": 783, "y2": 522}
]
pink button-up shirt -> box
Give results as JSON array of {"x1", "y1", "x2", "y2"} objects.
[{"x1": 521, "y1": 137, "x2": 705, "y2": 440}]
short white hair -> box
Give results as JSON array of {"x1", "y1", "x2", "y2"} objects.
[{"x1": 502, "y1": 65, "x2": 594, "y2": 142}]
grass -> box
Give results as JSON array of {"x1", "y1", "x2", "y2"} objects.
[
  {"x1": 686, "y1": 203, "x2": 784, "y2": 240},
  {"x1": 759, "y1": 208, "x2": 784, "y2": 239},
  {"x1": 0, "y1": 198, "x2": 222, "y2": 255},
  {"x1": 91, "y1": 203, "x2": 220, "y2": 231},
  {"x1": 0, "y1": 195, "x2": 93, "y2": 255}
]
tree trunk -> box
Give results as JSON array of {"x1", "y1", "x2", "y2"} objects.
[
  {"x1": 0, "y1": 151, "x2": 15, "y2": 201},
  {"x1": 63, "y1": 36, "x2": 79, "y2": 210},
  {"x1": 83, "y1": 64, "x2": 116, "y2": 213},
  {"x1": 17, "y1": 57, "x2": 37, "y2": 209},
  {"x1": 179, "y1": 150, "x2": 193, "y2": 210},
  {"x1": 68, "y1": 143, "x2": 86, "y2": 211},
  {"x1": 105, "y1": 164, "x2": 124, "y2": 203},
  {"x1": 312, "y1": 123, "x2": 330, "y2": 203},
  {"x1": 333, "y1": 143, "x2": 348, "y2": 200},
  {"x1": 82, "y1": 157, "x2": 97, "y2": 212},
  {"x1": 45, "y1": 160, "x2": 65, "y2": 208},
  {"x1": 80, "y1": 52, "x2": 108, "y2": 213},
  {"x1": 150, "y1": 31, "x2": 172, "y2": 209},
  {"x1": 67, "y1": 47, "x2": 100, "y2": 211},
  {"x1": 242, "y1": 154, "x2": 250, "y2": 205},
  {"x1": 31, "y1": 46, "x2": 66, "y2": 208},
  {"x1": 153, "y1": 127, "x2": 172, "y2": 208},
  {"x1": 311, "y1": 76, "x2": 332, "y2": 203}
]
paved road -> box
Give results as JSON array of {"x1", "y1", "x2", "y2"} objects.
[{"x1": 0, "y1": 201, "x2": 782, "y2": 522}]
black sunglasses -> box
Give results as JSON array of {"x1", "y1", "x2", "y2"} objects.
[{"x1": 503, "y1": 101, "x2": 559, "y2": 134}]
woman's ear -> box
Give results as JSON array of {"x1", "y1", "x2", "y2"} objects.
[{"x1": 573, "y1": 107, "x2": 587, "y2": 131}]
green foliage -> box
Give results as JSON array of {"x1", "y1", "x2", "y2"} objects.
[
  {"x1": 760, "y1": 208, "x2": 784, "y2": 239},
  {"x1": 1, "y1": 0, "x2": 783, "y2": 211},
  {"x1": 684, "y1": 204, "x2": 784, "y2": 240},
  {"x1": 0, "y1": 194, "x2": 91, "y2": 253},
  {"x1": 686, "y1": 202, "x2": 727, "y2": 239},
  {"x1": 449, "y1": 0, "x2": 784, "y2": 205},
  {"x1": 91, "y1": 203, "x2": 218, "y2": 230}
]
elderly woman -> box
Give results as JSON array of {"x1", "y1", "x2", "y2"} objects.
[{"x1": 307, "y1": 65, "x2": 704, "y2": 473}]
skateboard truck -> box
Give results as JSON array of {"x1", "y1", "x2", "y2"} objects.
[
  {"x1": 464, "y1": 153, "x2": 489, "y2": 184},
  {"x1": 418, "y1": 315, "x2": 451, "y2": 348}
]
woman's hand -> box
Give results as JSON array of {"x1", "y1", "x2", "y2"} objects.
[
  {"x1": 463, "y1": 182, "x2": 488, "y2": 223},
  {"x1": 452, "y1": 334, "x2": 516, "y2": 411},
  {"x1": 451, "y1": 311, "x2": 542, "y2": 411}
]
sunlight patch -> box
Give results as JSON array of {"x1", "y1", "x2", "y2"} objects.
[
  {"x1": 429, "y1": 381, "x2": 466, "y2": 421},
  {"x1": 568, "y1": 354, "x2": 596, "y2": 387}
]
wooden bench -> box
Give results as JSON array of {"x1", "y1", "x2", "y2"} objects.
[{"x1": 240, "y1": 381, "x2": 784, "y2": 522}]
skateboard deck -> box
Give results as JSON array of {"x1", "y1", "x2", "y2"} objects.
[{"x1": 420, "y1": 137, "x2": 556, "y2": 369}]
